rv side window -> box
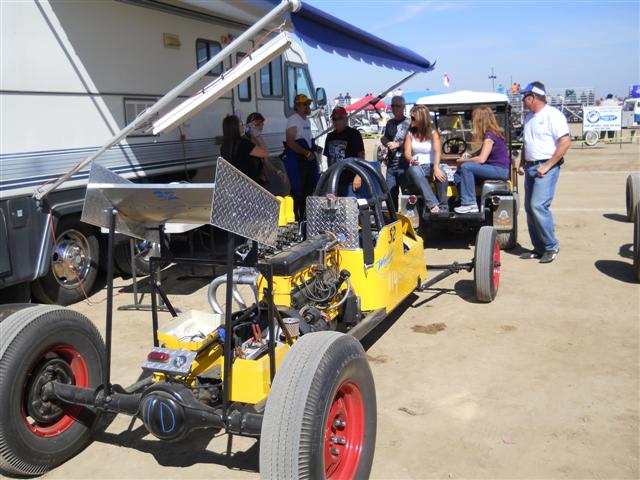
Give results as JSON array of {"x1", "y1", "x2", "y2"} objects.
[
  {"x1": 237, "y1": 53, "x2": 251, "y2": 102},
  {"x1": 286, "y1": 63, "x2": 314, "y2": 113},
  {"x1": 260, "y1": 56, "x2": 283, "y2": 97},
  {"x1": 196, "y1": 39, "x2": 223, "y2": 76},
  {"x1": 124, "y1": 98, "x2": 158, "y2": 136}
]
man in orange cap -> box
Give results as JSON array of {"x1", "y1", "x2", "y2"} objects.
[{"x1": 284, "y1": 93, "x2": 319, "y2": 220}]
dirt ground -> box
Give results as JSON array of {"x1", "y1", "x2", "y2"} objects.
[{"x1": 36, "y1": 141, "x2": 639, "y2": 480}]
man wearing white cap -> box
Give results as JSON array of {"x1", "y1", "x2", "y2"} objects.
[{"x1": 517, "y1": 81, "x2": 571, "y2": 263}]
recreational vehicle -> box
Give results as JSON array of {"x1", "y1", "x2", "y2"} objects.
[{"x1": 0, "y1": 0, "x2": 328, "y2": 304}]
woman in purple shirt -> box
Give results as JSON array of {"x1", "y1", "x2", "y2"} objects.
[{"x1": 454, "y1": 106, "x2": 511, "y2": 214}]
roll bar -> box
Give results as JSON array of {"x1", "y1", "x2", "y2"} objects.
[{"x1": 314, "y1": 158, "x2": 396, "y2": 231}]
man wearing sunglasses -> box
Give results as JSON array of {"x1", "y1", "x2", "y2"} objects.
[
  {"x1": 381, "y1": 95, "x2": 411, "y2": 210},
  {"x1": 324, "y1": 106, "x2": 365, "y2": 196},
  {"x1": 517, "y1": 81, "x2": 571, "y2": 263}
]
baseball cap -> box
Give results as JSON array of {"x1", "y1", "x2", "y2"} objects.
[
  {"x1": 519, "y1": 83, "x2": 546, "y2": 96},
  {"x1": 294, "y1": 93, "x2": 311, "y2": 104},
  {"x1": 331, "y1": 106, "x2": 347, "y2": 119}
]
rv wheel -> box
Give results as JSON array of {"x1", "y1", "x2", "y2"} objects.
[{"x1": 31, "y1": 216, "x2": 99, "y2": 305}]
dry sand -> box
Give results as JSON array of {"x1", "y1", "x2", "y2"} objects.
[{"x1": 37, "y1": 141, "x2": 639, "y2": 480}]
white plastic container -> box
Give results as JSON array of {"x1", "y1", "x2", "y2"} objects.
[{"x1": 158, "y1": 309, "x2": 222, "y2": 345}]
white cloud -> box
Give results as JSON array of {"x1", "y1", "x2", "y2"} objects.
[{"x1": 372, "y1": 2, "x2": 465, "y2": 29}]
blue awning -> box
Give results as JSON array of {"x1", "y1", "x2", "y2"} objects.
[{"x1": 264, "y1": 0, "x2": 433, "y2": 73}]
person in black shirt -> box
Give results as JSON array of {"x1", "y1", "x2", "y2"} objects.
[
  {"x1": 221, "y1": 114, "x2": 270, "y2": 189},
  {"x1": 324, "y1": 106, "x2": 365, "y2": 197},
  {"x1": 381, "y1": 95, "x2": 411, "y2": 210}
]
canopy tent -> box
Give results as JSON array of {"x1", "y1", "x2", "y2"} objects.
[
  {"x1": 263, "y1": 0, "x2": 433, "y2": 73},
  {"x1": 345, "y1": 96, "x2": 388, "y2": 112},
  {"x1": 417, "y1": 91, "x2": 509, "y2": 106}
]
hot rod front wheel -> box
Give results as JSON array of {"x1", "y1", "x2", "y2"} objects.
[
  {"x1": 259, "y1": 332, "x2": 376, "y2": 479},
  {"x1": 474, "y1": 226, "x2": 500, "y2": 302},
  {"x1": 0, "y1": 305, "x2": 105, "y2": 477}
]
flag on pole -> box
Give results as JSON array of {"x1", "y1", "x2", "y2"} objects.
[{"x1": 443, "y1": 73, "x2": 451, "y2": 88}]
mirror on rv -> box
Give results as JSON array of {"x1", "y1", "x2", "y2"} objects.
[{"x1": 316, "y1": 87, "x2": 327, "y2": 107}]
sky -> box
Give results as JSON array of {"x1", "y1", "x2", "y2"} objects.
[{"x1": 301, "y1": 0, "x2": 640, "y2": 101}]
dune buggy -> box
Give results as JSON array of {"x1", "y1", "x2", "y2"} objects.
[
  {"x1": 0, "y1": 158, "x2": 502, "y2": 479},
  {"x1": 398, "y1": 91, "x2": 519, "y2": 249}
]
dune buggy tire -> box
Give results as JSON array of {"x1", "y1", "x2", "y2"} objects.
[
  {"x1": 634, "y1": 201, "x2": 640, "y2": 281},
  {"x1": 474, "y1": 226, "x2": 500, "y2": 302},
  {"x1": 259, "y1": 331, "x2": 376, "y2": 480},
  {"x1": 0, "y1": 305, "x2": 105, "y2": 477},
  {"x1": 625, "y1": 174, "x2": 640, "y2": 222},
  {"x1": 31, "y1": 216, "x2": 99, "y2": 306}
]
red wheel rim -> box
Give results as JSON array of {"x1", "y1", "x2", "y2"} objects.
[
  {"x1": 21, "y1": 345, "x2": 89, "y2": 437},
  {"x1": 324, "y1": 381, "x2": 365, "y2": 479},
  {"x1": 493, "y1": 239, "x2": 501, "y2": 289}
]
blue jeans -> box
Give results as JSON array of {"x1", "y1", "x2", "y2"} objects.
[
  {"x1": 455, "y1": 163, "x2": 510, "y2": 206},
  {"x1": 385, "y1": 162, "x2": 407, "y2": 211},
  {"x1": 349, "y1": 161, "x2": 384, "y2": 199},
  {"x1": 524, "y1": 163, "x2": 560, "y2": 252},
  {"x1": 405, "y1": 164, "x2": 448, "y2": 210}
]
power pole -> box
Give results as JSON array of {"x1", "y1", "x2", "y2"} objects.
[{"x1": 489, "y1": 67, "x2": 496, "y2": 91}]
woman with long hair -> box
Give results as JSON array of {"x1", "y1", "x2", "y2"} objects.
[
  {"x1": 454, "y1": 106, "x2": 511, "y2": 214},
  {"x1": 403, "y1": 104, "x2": 448, "y2": 214},
  {"x1": 221, "y1": 114, "x2": 270, "y2": 189}
]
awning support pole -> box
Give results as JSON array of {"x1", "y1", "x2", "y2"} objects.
[
  {"x1": 313, "y1": 71, "x2": 419, "y2": 141},
  {"x1": 34, "y1": 0, "x2": 299, "y2": 202}
]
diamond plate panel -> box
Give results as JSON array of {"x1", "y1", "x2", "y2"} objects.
[
  {"x1": 306, "y1": 196, "x2": 360, "y2": 249},
  {"x1": 211, "y1": 157, "x2": 279, "y2": 247}
]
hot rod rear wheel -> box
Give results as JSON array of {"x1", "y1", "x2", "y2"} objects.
[
  {"x1": 0, "y1": 305, "x2": 105, "y2": 477},
  {"x1": 259, "y1": 331, "x2": 376, "y2": 479},
  {"x1": 474, "y1": 226, "x2": 500, "y2": 302}
]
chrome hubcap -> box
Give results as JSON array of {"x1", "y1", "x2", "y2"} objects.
[{"x1": 51, "y1": 230, "x2": 91, "y2": 289}]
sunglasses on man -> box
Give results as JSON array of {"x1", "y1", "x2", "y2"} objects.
[{"x1": 332, "y1": 116, "x2": 347, "y2": 121}]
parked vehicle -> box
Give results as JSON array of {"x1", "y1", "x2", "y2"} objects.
[
  {"x1": 352, "y1": 117, "x2": 378, "y2": 135},
  {"x1": 0, "y1": 0, "x2": 328, "y2": 304},
  {"x1": 622, "y1": 98, "x2": 640, "y2": 129},
  {"x1": 398, "y1": 91, "x2": 519, "y2": 249}
]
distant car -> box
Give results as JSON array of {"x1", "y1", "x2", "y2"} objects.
[{"x1": 352, "y1": 118, "x2": 378, "y2": 135}]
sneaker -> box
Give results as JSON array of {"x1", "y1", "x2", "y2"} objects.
[
  {"x1": 519, "y1": 250, "x2": 542, "y2": 259},
  {"x1": 454, "y1": 204, "x2": 479, "y2": 214},
  {"x1": 539, "y1": 249, "x2": 559, "y2": 263}
]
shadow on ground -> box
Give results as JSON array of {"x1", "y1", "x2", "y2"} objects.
[
  {"x1": 603, "y1": 213, "x2": 628, "y2": 223},
  {"x1": 594, "y1": 259, "x2": 637, "y2": 284},
  {"x1": 619, "y1": 243, "x2": 634, "y2": 260},
  {"x1": 116, "y1": 264, "x2": 221, "y2": 297},
  {"x1": 95, "y1": 422, "x2": 259, "y2": 473}
]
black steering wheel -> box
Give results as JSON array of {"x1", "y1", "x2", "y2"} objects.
[{"x1": 442, "y1": 137, "x2": 468, "y2": 155}]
